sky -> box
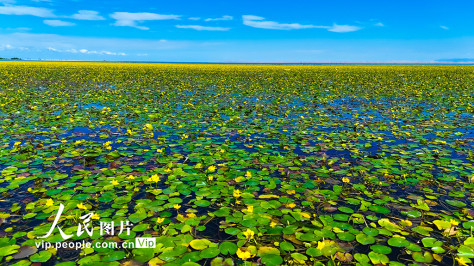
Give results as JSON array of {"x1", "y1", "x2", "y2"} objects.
[{"x1": 0, "y1": 0, "x2": 473, "y2": 62}]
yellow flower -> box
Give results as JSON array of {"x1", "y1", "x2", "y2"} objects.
[
  {"x1": 400, "y1": 219, "x2": 413, "y2": 227},
  {"x1": 270, "y1": 221, "x2": 278, "y2": 228},
  {"x1": 13, "y1": 141, "x2": 21, "y2": 146},
  {"x1": 156, "y1": 217, "x2": 165, "y2": 224},
  {"x1": 173, "y1": 204, "x2": 181, "y2": 210},
  {"x1": 235, "y1": 176, "x2": 245, "y2": 182},
  {"x1": 245, "y1": 171, "x2": 252, "y2": 178},
  {"x1": 143, "y1": 124, "x2": 153, "y2": 131},
  {"x1": 342, "y1": 177, "x2": 350, "y2": 183},
  {"x1": 126, "y1": 175, "x2": 135, "y2": 180},
  {"x1": 243, "y1": 229, "x2": 255, "y2": 239},
  {"x1": 286, "y1": 203, "x2": 296, "y2": 208},
  {"x1": 91, "y1": 213, "x2": 100, "y2": 220},
  {"x1": 77, "y1": 203, "x2": 87, "y2": 210},
  {"x1": 156, "y1": 148, "x2": 163, "y2": 153},
  {"x1": 450, "y1": 219, "x2": 459, "y2": 226},
  {"x1": 456, "y1": 257, "x2": 470, "y2": 266},
  {"x1": 300, "y1": 212, "x2": 311, "y2": 218},
  {"x1": 245, "y1": 205, "x2": 254, "y2": 213},
  {"x1": 46, "y1": 199, "x2": 54, "y2": 207},
  {"x1": 236, "y1": 248, "x2": 252, "y2": 260},
  {"x1": 28, "y1": 187, "x2": 33, "y2": 192},
  {"x1": 149, "y1": 174, "x2": 160, "y2": 183},
  {"x1": 208, "y1": 175, "x2": 214, "y2": 181},
  {"x1": 111, "y1": 180, "x2": 119, "y2": 186},
  {"x1": 233, "y1": 189, "x2": 241, "y2": 198},
  {"x1": 317, "y1": 240, "x2": 336, "y2": 250},
  {"x1": 287, "y1": 190, "x2": 296, "y2": 195},
  {"x1": 316, "y1": 241, "x2": 326, "y2": 250},
  {"x1": 208, "y1": 165, "x2": 216, "y2": 172}
]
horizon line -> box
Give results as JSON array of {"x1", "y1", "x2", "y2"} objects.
[{"x1": 1, "y1": 59, "x2": 474, "y2": 65}]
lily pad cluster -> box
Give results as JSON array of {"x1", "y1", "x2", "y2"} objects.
[{"x1": 0, "y1": 62, "x2": 473, "y2": 265}]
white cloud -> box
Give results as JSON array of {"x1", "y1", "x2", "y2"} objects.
[
  {"x1": 0, "y1": 43, "x2": 14, "y2": 50},
  {"x1": 205, "y1": 15, "x2": 233, "y2": 22},
  {"x1": 176, "y1": 25, "x2": 230, "y2": 31},
  {"x1": 0, "y1": 5, "x2": 54, "y2": 17},
  {"x1": 110, "y1": 12, "x2": 180, "y2": 30},
  {"x1": 3, "y1": 32, "x2": 474, "y2": 62},
  {"x1": 1, "y1": 32, "x2": 195, "y2": 58},
  {"x1": 70, "y1": 10, "x2": 105, "y2": 20},
  {"x1": 44, "y1": 19, "x2": 75, "y2": 27},
  {"x1": 0, "y1": 43, "x2": 28, "y2": 51},
  {"x1": 2, "y1": 26, "x2": 31, "y2": 31},
  {"x1": 440, "y1": 25, "x2": 449, "y2": 30},
  {"x1": 48, "y1": 47, "x2": 126, "y2": 55},
  {"x1": 242, "y1": 15, "x2": 326, "y2": 30},
  {"x1": 243, "y1": 15, "x2": 264, "y2": 21},
  {"x1": 327, "y1": 24, "x2": 361, "y2": 33},
  {"x1": 374, "y1": 22, "x2": 384, "y2": 27},
  {"x1": 242, "y1": 15, "x2": 361, "y2": 33},
  {"x1": 188, "y1": 17, "x2": 200, "y2": 20},
  {"x1": 79, "y1": 49, "x2": 126, "y2": 56}
]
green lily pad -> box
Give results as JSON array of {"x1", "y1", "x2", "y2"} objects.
[
  {"x1": 421, "y1": 237, "x2": 443, "y2": 248},
  {"x1": 190, "y1": 239, "x2": 211, "y2": 250},
  {"x1": 338, "y1": 206, "x2": 354, "y2": 214},
  {"x1": 0, "y1": 244, "x2": 20, "y2": 257},
  {"x1": 388, "y1": 237, "x2": 410, "y2": 247},
  {"x1": 219, "y1": 242, "x2": 237, "y2": 255},
  {"x1": 369, "y1": 205, "x2": 390, "y2": 214},
  {"x1": 200, "y1": 247, "x2": 220, "y2": 259},
  {"x1": 102, "y1": 250, "x2": 125, "y2": 262},
  {"x1": 370, "y1": 245, "x2": 392, "y2": 255},
  {"x1": 337, "y1": 232, "x2": 356, "y2": 241},
  {"x1": 445, "y1": 199, "x2": 466, "y2": 208},
  {"x1": 261, "y1": 254, "x2": 284, "y2": 266},
  {"x1": 356, "y1": 234, "x2": 376, "y2": 245},
  {"x1": 129, "y1": 211, "x2": 147, "y2": 223},
  {"x1": 368, "y1": 252, "x2": 389, "y2": 265},
  {"x1": 280, "y1": 242, "x2": 295, "y2": 251},
  {"x1": 30, "y1": 250, "x2": 52, "y2": 263},
  {"x1": 412, "y1": 251, "x2": 434, "y2": 263}
]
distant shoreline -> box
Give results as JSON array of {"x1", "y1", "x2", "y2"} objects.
[{"x1": 1, "y1": 59, "x2": 473, "y2": 65}]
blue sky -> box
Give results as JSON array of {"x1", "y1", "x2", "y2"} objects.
[{"x1": 0, "y1": 0, "x2": 473, "y2": 62}]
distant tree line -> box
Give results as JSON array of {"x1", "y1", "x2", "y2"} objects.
[{"x1": 0, "y1": 57, "x2": 22, "y2": 60}]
